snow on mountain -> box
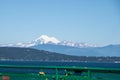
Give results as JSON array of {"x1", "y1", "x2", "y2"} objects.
[
  {"x1": 15, "y1": 42, "x2": 36, "y2": 47},
  {"x1": 0, "y1": 43, "x2": 31, "y2": 47},
  {"x1": 34, "y1": 35, "x2": 60, "y2": 44},
  {"x1": 33, "y1": 35, "x2": 97, "y2": 47},
  {"x1": 59, "y1": 41, "x2": 97, "y2": 48},
  {"x1": 0, "y1": 35, "x2": 97, "y2": 48},
  {"x1": 0, "y1": 44, "x2": 14, "y2": 47}
]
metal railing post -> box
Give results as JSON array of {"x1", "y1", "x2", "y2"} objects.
[
  {"x1": 55, "y1": 68, "x2": 59, "y2": 80},
  {"x1": 88, "y1": 70, "x2": 91, "y2": 80}
]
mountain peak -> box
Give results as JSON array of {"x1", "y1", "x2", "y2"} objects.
[
  {"x1": 0, "y1": 35, "x2": 98, "y2": 48},
  {"x1": 34, "y1": 35, "x2": 60, "y2": 44}
]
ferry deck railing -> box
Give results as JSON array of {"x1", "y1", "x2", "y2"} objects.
[{"x1": 0, "y1": 65, "x2": 120, "y2": 80}]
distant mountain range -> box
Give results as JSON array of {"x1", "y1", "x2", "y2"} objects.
[
  {"x1": 0, "y1": 35, "x2": 120, "y2": 56},
  {"x1": 32, "y1": 44, "x2": 120, "y2": 56},
  {"x1": 0, "y1": 35, "x2": 97, "y2": 48}
]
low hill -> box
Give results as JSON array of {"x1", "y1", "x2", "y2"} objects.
[{"x1": 0, "y1": 47, "x2": 120, "y2": 62}]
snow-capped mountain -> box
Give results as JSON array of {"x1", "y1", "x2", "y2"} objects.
[
  {"x1": 0, "y1": 35, "x2": 97, "y2": 48},
  {"x1": 0, "y1": 35, "x2": 120, "y2": 56},
  {"x1": 33, "y1": 35, "x2": 97, "y2": 47},
  {"x1": 34, "y1": 35, "x2": 60, "y2": 44}
]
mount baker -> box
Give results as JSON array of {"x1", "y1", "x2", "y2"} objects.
[
  {"x1": 0, "y1": 35, "x2": 120, "y2": 56},
  {"x1": 0, "y1": 35, "x2": 97, "y2": 48}
]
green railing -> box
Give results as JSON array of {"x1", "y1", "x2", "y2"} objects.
[{"x1": 0, "y1": 65, "x2": 120, "y2": 80}]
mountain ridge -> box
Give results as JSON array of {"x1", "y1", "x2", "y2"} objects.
[
  {"x1": 0, "y1": 35, "x2": 98, "y2": 48},
  {"x1": 32, "y1": 44, "x2": 120, "y2": 56},
  {"x1": 0, "y1": 35, "x2": 120, "y2": 57}
]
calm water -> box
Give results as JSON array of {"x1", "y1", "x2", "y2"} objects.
[{"x1": 0, "y1": 61, "x2": 120, "y2": 68}]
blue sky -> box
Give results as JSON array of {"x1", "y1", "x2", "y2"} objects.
[{"x1": 0, "y1": 0, "x2": 120, "y2": 46}]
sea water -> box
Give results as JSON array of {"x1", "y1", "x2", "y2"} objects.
[{"x1": 0, "y1": 60, "x2": 120, "y2": 68}]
